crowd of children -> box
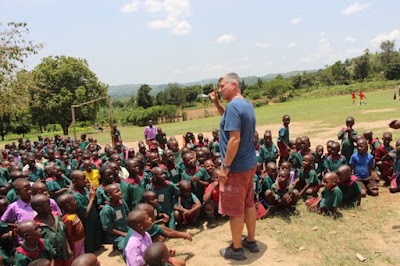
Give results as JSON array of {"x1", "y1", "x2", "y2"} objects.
[{"x1": 0, "y1": 116, "x2": 399, "y2": 265}]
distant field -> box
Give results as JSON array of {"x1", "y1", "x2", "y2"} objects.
[
  {"x1": 91, "y1": 87, "x2": 400, "y2": 145},
  {"x1": 1, "y1": 87, "x2": 399, "y2": 147}
]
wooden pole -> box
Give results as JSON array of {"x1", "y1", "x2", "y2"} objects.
[
  {"x1": 108, "y1": 96, "x2": 114, "y2": 146},
  {"x1": 71, "y1": 106, "x2": 77, "y2": 141}
]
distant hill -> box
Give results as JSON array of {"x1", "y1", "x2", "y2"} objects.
[{"x1": 108, "y1": 70, "x2": 317, "y2": 97}]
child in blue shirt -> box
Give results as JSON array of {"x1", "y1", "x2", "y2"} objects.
[{"x1": 349, "y1": 138, "x2": 378, "y2": 197}]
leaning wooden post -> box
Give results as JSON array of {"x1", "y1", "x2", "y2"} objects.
[
  {"x1": 71, "y1": 106, "x2": 77, "y2": 141},
  {"x1": 108, "y1": 96, "x2": 114, "y2": 146}
]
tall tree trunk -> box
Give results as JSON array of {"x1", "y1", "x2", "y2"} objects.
[{"x1": 61, "y1": 124, "x2": 69, "y2": 136}]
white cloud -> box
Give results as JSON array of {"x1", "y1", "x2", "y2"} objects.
[
  {"x1": 370, "y1": 29, "x2": 400, "y2": 47},
  {"x1": 341, "y1": 2, "x2": 370, "y2": 16},
  {"x1": 144, "y1": 0, "x2": 163, "y2": 13},
  {"x1": 290, "y1": 17, "x2": 302, "y2": 25},
  {"x1": 288, "y1": 42, "x2": 296, "y2": 48},
  {"x1": 216, "y1": 34, "x2": 237, "y2": 44},
  {"x1": 344, "y1": 36, "x2": 356, "y2": 43},
  {"x1": 255, "y1": 42, "x2": 269, "y2": 48},
  {"x1": 120, "y1": 0, "x2": 140, "y2": 13},
  {"x1": 123, "y1": 0, "x2": 192, "y2": 35},
  {"x1": 172, "y1": 20, "x2": 191, "y2": 35}
]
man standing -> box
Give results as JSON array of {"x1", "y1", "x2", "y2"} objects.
[
  {"x1": 210, "y1": 73, "x2": 258, "y2": 260},
  {"x1": 144, "y1": 120, "x2": 157, "y2": 146}
]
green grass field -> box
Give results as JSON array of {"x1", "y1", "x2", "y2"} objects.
[{"x1": 91, "y1": 87, "x2": 400, "y2": 145}]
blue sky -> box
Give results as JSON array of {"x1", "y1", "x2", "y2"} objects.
[{"x1": 1, "y1": 0, "x2": 400, "y2": 86}]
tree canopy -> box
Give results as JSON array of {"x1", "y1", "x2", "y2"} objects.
[{"x1": 32, "y1": 56, "x2": 108, "y2": 135}]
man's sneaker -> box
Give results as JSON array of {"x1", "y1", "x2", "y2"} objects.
[
  {"x1": 219, "y1": 245, "x2": 246, "y2": 261},
  {"x1": 241, "y1": 237, "x2": 260, "y2": 253}
]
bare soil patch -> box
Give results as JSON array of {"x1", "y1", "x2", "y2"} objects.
[{"x1": 359, "y1": 108, "x2": 396, "y2": 114}]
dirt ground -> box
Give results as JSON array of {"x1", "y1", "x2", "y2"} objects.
[{"x1": 95, "y1": 113, "x2": 400, "y2": 266}]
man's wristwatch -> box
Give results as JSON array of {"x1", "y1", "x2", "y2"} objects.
[{"x1": 222, "y1": 163, "x2": 231, "y2": 170}]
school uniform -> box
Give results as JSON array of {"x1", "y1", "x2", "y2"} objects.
[
  {"x1": 120, "y1": 178, "x2": 144, "y2": 211},
  {"x1": 181, "y1": 166, "x2": 210, "y2": 202},
  {"x1": 46, "y1": 175, "x2": 71, "y2": 201},
  {"x1": 14, "y1": 238, "x2": 56, "y2": 266},
  {"x1": 72, "y1": 188, "x2": 102, "y2": 253},
  {"x1": 254, "y1": 144, "x2": 267, "y2": 164},
  {"x1": 261, "y1": 175, "x2": 276, "y2": 195},
  {"x1": 338, "y1": 128, "x2": 357, "y2": 162},
  {"x1": 263, "y1": 143, "x2": 279, "y2": 164},
  {"x1": 277, "y1": 125, "x2": 290, "y2": 159},
  {"x1": 34, "y1": 213, "x2": 70, "y2": 263},
  {"x1": 146, "y1": 181, "x2": 179, "y2": 229},
  {"x1": 320, "y1": 186, "x2": 343, "y2": 210},
  {"x1": 374, "y1": 144, "x2": 394, "y2": 178},
  {"x1": 323, "y1": 155, "x2": 348, "y2": 173},
  {"x1": 271, "y1": 183, "x2": 295, "y2": 201},
  {"x1": 100, "y1": 200, "x2": 130, "y2": 251},
  {"x1": 296, "y1": 168, "x2": 320, "y2": 193},
  {"x1": 25, "y1": 167, "x2": 45, "y2": 182},
  {"x1": 160, "y1": 163, "x2": 182, "y2": 185},
  {"x1": 338, "y1": 175, "x2": 362, "y2": 207}
]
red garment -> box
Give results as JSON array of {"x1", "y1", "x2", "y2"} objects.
[{"x1": 375, "y1": 145, "x2": 394, "y2": 177}]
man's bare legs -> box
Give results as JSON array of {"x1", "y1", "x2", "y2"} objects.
[{"x1": 230, "y1": 205, "x2": 257, "y2": 248}]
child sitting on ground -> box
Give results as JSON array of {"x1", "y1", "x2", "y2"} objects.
[
  {"x1": 31, "y1": 194, "x2": 72, "y2": 265},
  {"x1": 99, "y1": 183, "x2": 130, "y2": 252},
  {"x1": 349, "y1": 138, "x2": 379, "y2": 197},
  {"x1": 323, "y1": 142, "x2": 347, "y2": 173},
  {"x1": 57, "y1": 194, "x2": 85, "y2": 259},
  {"x1": 203, "y1": 169, "x2": 219, "y2": 228},
  {"x1": 181, "y1": 152, "x2": 210, "y2": 203},
  {"x1": 14, "y1": 220, "x2": 56, "y2": 266},
  {"x1": 174, "y1": 180, "x2": 202, "y2": 227},
  {"x1": 314, "y1": 145, "x2": 326, "y2": 180},
  {"x1": 133, "y1": 203, "x2": 192, "y2": 243},
  {"x1": 363, "y1": 130, "x2": 381, "y2": 156},
  {"x1": 336, "y1": 165, "x2": 362, "y2": 207},
  {"x1": 144, "y1": 242, "x2": 186, "y2": 266},
  {"x1": 142, "y1": 191, "x2": 170, "y2": 226},
  {"x1": 374, "y1": 132, "x2": 394, "y2": 186},
  {"x1": 294, "y1": 154, "x2": 320, "y2": 199},
  {"x1": 146, "y1": 167, "x2": 179, "y2": 229},
  {"x1": 306, "y1": 172, "x2": 343, "y2": 219},
  {"x1": 389, "y1": 139, "x2": 400, "y2": 193},
  {"x1": 280, "y1": 161, "x2": 296, "y2": 184},
  {"x1": 124, "y1": 209, "x2": 153, "y2": 266},
  {"x1": 266, "y1": 169, "x2": 299, "y2": 214}
]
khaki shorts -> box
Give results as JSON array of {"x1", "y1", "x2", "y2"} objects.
[{"x1": 218, "y1": 166, "x2": 256, "y2": 217}]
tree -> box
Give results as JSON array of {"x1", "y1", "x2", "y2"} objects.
[
  {"x1": 379, "y1": 40, "x2": 396, "y2": 66},
  {"x1": 163, "y1": 83, "x2": 185, "y2": 106},
  {"x1": 353, "y1": 49, "x2": 371, "y2": 80},
  {"x1": 0, "y1": 22, "x2": 42, "y2": 139},
  {"x1": 183, "y1": 85, "x2": 202, "y2": 104},
  {"x1": 331, "y1": 61, "x2": 350, "y2": 85},
  {"x1": 385, "y1": 62, "x2": 400, "y2": 80},
  {"x1": 32, "y1": 56, "x2": 108, "y2": 135},
  {"x1": 136, "y1": 84, "x2": 153, "y2": 109}
]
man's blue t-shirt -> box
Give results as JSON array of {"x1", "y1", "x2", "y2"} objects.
[
  {"x1": 349, "y1": 152, "x2": 374, "y2": 179},
  {"x1": 219, "y1": 98, "x2": 257, "y2": 172}
]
